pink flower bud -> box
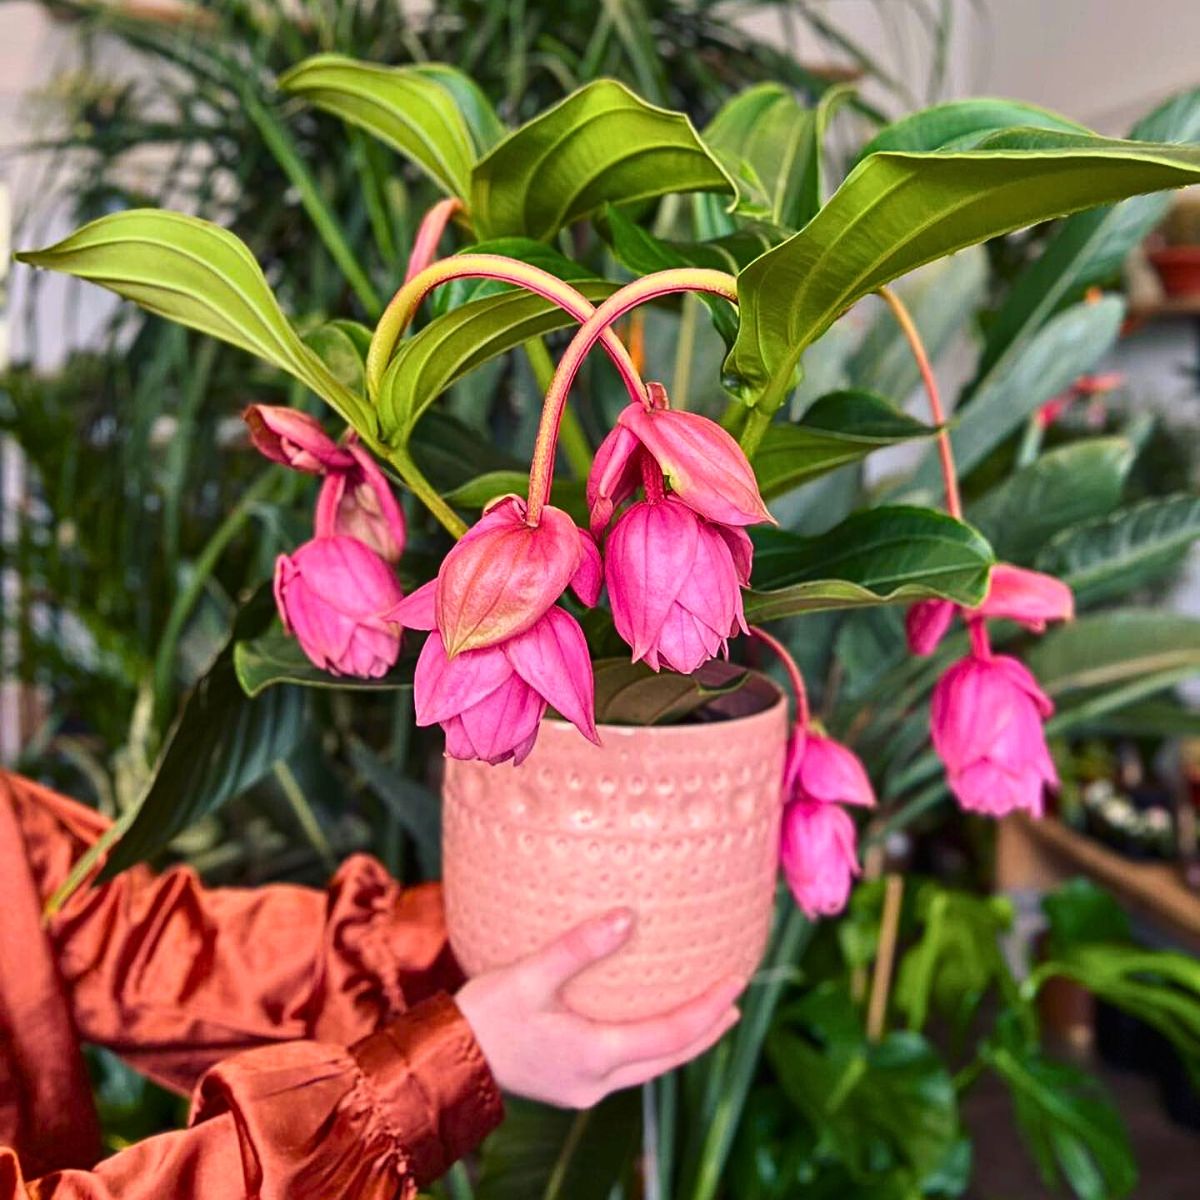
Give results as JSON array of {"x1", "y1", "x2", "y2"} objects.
[
  {"x1": 978, "y1": 564, "x2": 1074, "y2": 633},
  {"x1": 435, "y1": 496, "x2": 599, "y2": 656},
  {"x1": 605, "y1": 496, "x2": 748, "y2": 674},
  {"x1": 243, "y1": 405, "x2": 354, "y2": 473},
  {"x1": 931, "y1": 653, "x2": 1058, "y2": 819},
  {"x1": 274, "y1": 536, "x2": 405, "y2": 678},
  {"x1": 906, "y1": 599, "x2": 956, "y2": 656},
  {"x1": 586, "y1": 423, "x2": 643, "y2": 539},
  {"x1": 410, "y1": 602, "x2": 598, "y2": 765},
  {"x1": 780, "y1": 799, "x2": 861, "y2": 920},
  {"x1": 315, "y1": 439, "x2": 407, "y2": 563},
  {"x1": 785, "y1": 731, "x2": 876, "y2": 809}
]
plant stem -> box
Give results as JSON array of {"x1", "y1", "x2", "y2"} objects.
[
  {"x1": 865, "y1": 873, "x2": 905, "y2": 1041},
  {"x1": 366, "y1": 254, "x2": 645, "y2": 404},
  {"x1": 404, "y1": 197, "x2": 464, "y2": 281},
  {"x1": 738, "y1": 407, "x2": 773, "y2": 461},
  {"x1": 523, "y1": 336, "x2": 593, "y2": 480},
  {"x1": 878, "y1": 285, "x2": 961, "y2": 519},
  {"x1": 749, "y1": 625, "x2": 809, "y2": 728},
  {"x1": 526, "y1": 269, "x2": 739, "y2": 525}
]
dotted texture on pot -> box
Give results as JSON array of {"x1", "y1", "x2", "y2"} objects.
[{"x1": 442, "y1": 695, "x2": 788, "y2": 1021}]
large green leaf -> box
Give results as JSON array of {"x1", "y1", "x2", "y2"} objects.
[
  {"x1": 476, "y1": 1092, "x2": 640, "y2": 1200},
  {"x1": 16, "y1": 210, "x2": 365, "y2": 430},
  {"x1": 745, "y1": 506, "x2": 992, "y2": 621},
  {"x1": 754, "y1": 390, "x2": 937, "y2": 501},
  {"x1": 730, "y1": 131, "x2": 1200, "y2": 414},
  {"x1": 1035, "y1": 494, "x2": 1200, "y2": 604},
  {"x1": 1028, "y1": 611, "x2": 1200, "y2": 696},
  {"x1": 470, "y1": 80, "x2": 733, "y2": 240},
  {"x1": 431, "y1": 238, "x2": 599, "y2": 313},
  {"x1": 234, "y1": 632, "x2": 414, "y2": 697},
  {"x1": 968, "y1": 438, "x2": 1135, "y2": 563},
  {"x1": 278, "y1": 55, "x2": 483, "y2": 197},
  {"x1": 702, "y1": 83, "x2": 819, "y2": 228},
  {"x1": 855, "y1": 98, "x2": 1088, "y2": 159},
  {"x1": 979, "y1": 87, "x2": 1200, "y2": 377},
  {"x1": 591, "y1": 659, "x2": 753, "y2": 726},
  {"x1": 375, "y1": 281, "x2": 617, "y2": 450}
]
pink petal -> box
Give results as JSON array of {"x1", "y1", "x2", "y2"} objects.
[
  {"x1": 243, "y1": 405, "x2": 354, "y2": 473},
  {"x1": 456, "y1": 673, "x2": 546, "y2": 764},
  {"x1": 394, "y1": 580, "x2": 438, "y2": 631},
  {"x1": 780, "y1": 800, "x2": 860, "y2": 920},
  {"x1": 906, "y1": 600, "x2": 956, "y2": 656},
  {"x1": 412, "y1": 632, "x2": 514, "y2": 726},
  {"x1": 586, "y1": 421, "x2": 643, "y2": 539},
  {"x1": 976, "y1": 564, "x2": 1073, "y2": 632},
  {"x1": 504, "y1": 607, "x2": 599, "y2": 745},
  {"x1": 314, "y1": 440, "x2": 407, "y2": 563},
  {"x1": 796, "y1": 735, "x2": 876, "y2": 809},
  {"x1": 570, "y1": 530, "x2": 603, "y2": 607}
]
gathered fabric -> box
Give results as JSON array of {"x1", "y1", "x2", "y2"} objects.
[{"x1": 0, "y1": 771, "x2": 503, "y2": 1198}]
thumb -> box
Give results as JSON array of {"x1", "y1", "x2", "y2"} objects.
[{"x1": 520, "y1": 908, "x2": 635, "y2": 998}]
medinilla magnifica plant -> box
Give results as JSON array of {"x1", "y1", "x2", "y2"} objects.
[{"x1": 20, "y1": 63, "x2": 1200, "y2": 1199}]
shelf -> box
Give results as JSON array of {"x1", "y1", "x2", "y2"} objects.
[{"x1": 996, "y1": 814, "x2": 1200, "y2": 951}]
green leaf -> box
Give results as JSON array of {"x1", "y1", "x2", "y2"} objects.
[
  {"x1": 1042, "y1": 880, "x2": 1133, "y2": 956},
  {"x1": 968, "y1": 438, "x2": 1135, "y2": 563},
  {"x1": 980, "y1": 87, "x2": 1200, "y2": 377},
  {"x1": 16, "y1": 210, "x2": 365, "y2": 430},
  {"x1": 702, "y1": 83, "x2": 819, "y2": 228},
  {"x1": 234, "y1": 632, "x2": 414, "y2": 698},
  {"x1": 408, "y1": 409, "x2": 525, "y2": 493},
  {"x1": 754, "y1": 390, "x2": 937, "y2": 501},
  {"x1": 730, "y1": 131, "x2": 1200, "y2": 414},
  {"x1": 476, "y1": 1091, "x2": 640, "y2": 1200},
  {"x1": 1028, "y1": 610, "x2": 1200, "y2": 696},
  {"x1": 745, "y1": 507, "x2": 993, "y2": 621},
  {"x1": 908, "y1": 297, "x2": 1125, "y2": 495},
  {"x1": 984, "y1": 1030, "x2": 1136, "y2": 1200},
  {"x1": 278, "y1": 55, "x2": 482, "y2": 197},
  {"x1": 591, "y1": 659, "x2": 754, "y2": 726},
  {"x1": 470, "y1": 80, "x2": 734, "y2": 240},
  {"x1": 302, "y1": 318, "x2": 372, "y2": 394},
  {"x1": 410, "y1": 63, "x2": 506, "y2": 155},
  {"x1": 1035, "y1": 494, "x2": 1200, "y2": 604},
  {"x1": 855, "y1": 98, "x2": 1088, "y2": 159},
  {"x1": 375, "y1": 280, "x2": 617, "y2": 451},
  {"x1": 431, "y1": 238, "x2": 600, "y2": 314},
  {"x1": 442, "y1": 472, "x2": 588, "y2": 525}
]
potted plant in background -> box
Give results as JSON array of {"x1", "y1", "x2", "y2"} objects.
[
  {"x1": 17, "y1": 57, "x2": 1200, "y2": 1200},
  {"x1": 1148, "y1": 189, "x2": 1200, "y2": 298}
]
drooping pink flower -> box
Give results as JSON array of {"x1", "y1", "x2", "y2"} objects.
[
  {"x1": 931, "y1": 652, "x2": 1058, "y2": 819},
  {"x1": 784, "y1": 730, "x2": 876, "y2": 809},
  {"x1": 274, "y1": 536, "x2": 405, "y2": 677},
  {"x1": 243, "y1": 405, "x2": 354, "y2": 473},
  {"x1": 605, "y1": 496, "x2": 750, "y2": 673},
  {"x1": 398, "y1": 581, "x2": 597, "y2": 765},
  {"x1": 586, "y1": 386, "x2": 774, "y2": 534},
  {"x1": 780, "y1": 798, "x2": 862, "y2": 920},
  {"x1": 315, "y1": 437, "x2": 407, "y2": 563},
  {"x1": 906, "y1": 565, "x2": 1073, "y2": 656},
  {"x1": 434, "y1": 495, "x2": 600, "y2": 657}
]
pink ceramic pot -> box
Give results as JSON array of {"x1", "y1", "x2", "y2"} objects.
[{"x1": 442, "y1": 673, "x2": 788, "y2": 1020}]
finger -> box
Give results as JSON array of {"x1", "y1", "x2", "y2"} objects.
[
  {"x1": 602, "y1": 1006, "x2": 741, "y2": 1093},
  {"x1": 519, "y1": 908, "x2": 635, "y2": 997},
  {"x1": 595, "y1": 974, "x2": 745, "y2": 1067}
]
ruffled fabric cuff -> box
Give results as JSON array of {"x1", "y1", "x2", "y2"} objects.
[{"x1": 351, "y1": 993, "x2": 505, "y2": 1186}]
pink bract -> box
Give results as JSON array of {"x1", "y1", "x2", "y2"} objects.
[
  {"x1": 780, "y1": 799, "x2": 861, "y2": 920},
  {"x1": 274, "y1": 535, "x2": 405, "y2": 678},
  {"x1": 785, "y1": 731, "x2": 876, "y2": 809},
  {"x1": 243, "y1": 405, "x2": 354, "y2": 474},
  {"x1": 434, "y1": 496, "x2": 599, "y2": 656},
  {"x1": 315, "y1": 438, "x2": 407, "y2": 563},
  {"x1": 931, "y1": 652, "x2": 1058, "y2": 819},
  {"x1": 978, "y1": 564, "x2": 1074, "y2": 633}
]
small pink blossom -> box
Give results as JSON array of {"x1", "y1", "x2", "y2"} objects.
[
  {"x1": 243, "y1": 405, "x2": 354, "y2": 473},
  {"x1": 780, "y1": 799, "x2": 862, "y2": 920},
  {"x1": 274, "y1": 536, "x2": 404, "y2": 677},
  {"x1": 605, "y1": 496, "x2": 750, "y2": 673},
  {"x1": 399, "y1": 582, "x2": 597, "y2": 765},
  {"x1": 906, "y1": 599, "x2": 956, "y2": 657},
  {"x1": 784, "y1": 731, "x2": 876, "y2": 809},
  {"x1": 435, "y1": 496, "x2": 600, "y2": 657},
  {"x1": 316, "y1": 437, "x2": 407, "y2": 563},
  {"x1": 931, "y1": 653, "x2": 1058, "y2": 819}
]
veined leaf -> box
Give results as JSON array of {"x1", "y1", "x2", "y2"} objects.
[
  {"x1": 17, "y1": 210, "x2": 366, "y2": 430},
  {"x1": 908, "y1": 298, "x2": 1124, "y2": 497},
  {"x1": 375, "y1": 281, "x2": 618, "y2": 450},
  {"x1": 754, "y1": 390, "x2": 937, "y2": 500},
  {"x1": 1036, "y1": 494, "x2": 1200, "y2": 604},
  {"x1": 470, "y1": 80, "x2": 734, "y2": 240},
  {"x1": 234, "y1": 632, "x2": 414, "y2": 698},
  {"x1": 278, "y1": 55, "x2": 482, "y2": 197},
  {"x1": 430, "y1": 238, "x2": 600, "y2": 314},
  {"x1": 592, "y1": 659, "x2": 753, "y2": 726},
  {"x1": 303, "y1": 318, "x2": 372, "y2": 394},
  {"x1": 968, "y1": 438, "x2": 1135, "y2": 563},
  {"x1": 410, "y1": 63, "x2": 506, "y2": 155},
  {"x1": 744, "y1": 506, "x2": 993, "y2": 621},
  {"x1": 730, "y1": 131, "x2": 1200, "y2": 414},
  {"x1": 442, "y1": 472, "x2": 588, "y2": 525}
]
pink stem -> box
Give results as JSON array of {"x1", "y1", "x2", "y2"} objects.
[
  {"x1": 749, "y1": 625, "x2": 810, "y2": 730},
  {"x1": 404, "y1": 197, "x2": 463, "y2": 282}
]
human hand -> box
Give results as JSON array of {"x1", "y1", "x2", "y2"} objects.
[{"x1": 455, "y1": 908, "x2": 743, "y2": 1108}]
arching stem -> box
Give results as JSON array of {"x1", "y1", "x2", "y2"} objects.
[
  {"x1": 878, "y1": 285, "x2": 961, "y2": 520},
  {"x1": 404, "y1": 197, "x2": 463, "y2": 282},
  {"x1": 748, "y1": 625, "x2": 810, "y2": 730},
  {"x1": 525, "y1": 268, "x2": 739, "y2": 525},
  {"x1": 366, "y1": 254, "x2": 646, "y2": 407}
]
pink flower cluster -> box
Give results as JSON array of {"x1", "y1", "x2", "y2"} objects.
[{"x1": 245, "y1": 406, "x2": 408, "y2": 678}]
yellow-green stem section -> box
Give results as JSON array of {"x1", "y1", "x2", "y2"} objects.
[
  {"x1": 526, "y1": 268, "x2": 738, "y2": 525},
  {"x1": 522, "y1": 336, "x2": 593, "y2": 479}
]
